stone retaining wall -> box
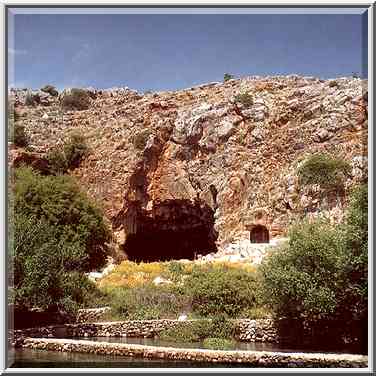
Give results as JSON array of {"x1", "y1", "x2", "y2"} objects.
[
  {"x1": 21, "y1": 337, "x2": 367, "y2": 368},
  {"x1": 11, "y1": 319, "x2": 279, "y2": 345},
  {"x1": 235, "y1": 319, "x2": 277, "y2": 342},
  {"x1": 76, "y1": 307, "x2": 111, "y2": 323}
]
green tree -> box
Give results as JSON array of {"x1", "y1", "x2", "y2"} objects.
[
  {"x1": 9, "y1": 213, "x2": 97, "y2": 316},
  {"x1": 259, "y1": 185, "x2": 367, "y2": 346},
  {"x1": 13, "y1": 167, "x2": 111, "y2": 271},
  {"x1": 183, "y1": 265, "x2": 257, "y2": 317}
]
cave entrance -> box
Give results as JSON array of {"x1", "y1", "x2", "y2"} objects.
[
  {"x1": 250, "y1": 225, "x2": 270, "y2": 243},
  {"x1": 123, "y1": 200, "x2": 218, "y2": 262}
]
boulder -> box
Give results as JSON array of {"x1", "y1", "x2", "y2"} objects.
[{"x1": 314, "y1": 129, "x2": 331, "y2": 142}]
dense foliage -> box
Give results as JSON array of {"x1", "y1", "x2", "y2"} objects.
[
  {"x1": 259, "y1": 185, "x2": 367, "y2": 345},
  {"x1": 180, "y1": 264, "x2": 258, "y2": 317},
  {"x1": 47, "y1": 132, "x2": 89, "y2": 174},
  {"x1": 106, "y1": 285, "x2": 189, "y2": 320},
  {"x1": 297, "y1": 153, "x2": 351, "y2": 191},
  {"x1": 13, "y1": 167, "x2": 111, "y2": 271},
  {"x1": 9, "y1": 213, "x2": 98, "y2": 316},
  {"x1": 96, "y1": 261, "x2": 264, "y2": 320},
  {"x1": 61, "y1": 88, "x2": 91, "y2": 110},
  {"x1": 159, "y1": 315, "x2": 234, "y2": 343}
]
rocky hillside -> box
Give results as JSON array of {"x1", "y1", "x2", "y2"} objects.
[{"x1": 9, "y1": 75, "x2": 368, "y2": 262}]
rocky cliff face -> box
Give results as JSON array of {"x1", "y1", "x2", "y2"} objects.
[{"x1": 9, "y1": 75, "x2": 368, "y2": 261}]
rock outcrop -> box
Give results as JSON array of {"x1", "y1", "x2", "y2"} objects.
[{"x1": 9, "y1": 75, "x2": 368, "y2": 259}]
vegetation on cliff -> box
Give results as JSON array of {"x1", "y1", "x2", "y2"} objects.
[{"x1": 47, "y1": 132, "x2": 89, "y2": 174}]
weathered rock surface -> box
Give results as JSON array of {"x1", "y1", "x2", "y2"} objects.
[{"x1": 9, "y1": 75, "x2": 368, "y2": 259}]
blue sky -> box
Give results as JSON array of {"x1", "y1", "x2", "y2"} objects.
[{"x1": 8, "y1": 12, "x2": 368, "y2": 92}]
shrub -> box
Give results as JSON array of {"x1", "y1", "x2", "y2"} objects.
[
  {"x1": 159, "y1": 322, "x2": 209, "y2": 342},
  {"x1": 41, "y1": 85, "x2": 58, "y2": 96},
  {"x1": 106, "y1": 285, "x2": 190, "y2": 320},
  {"x1": 8, "y1": 102, "x2": 29, "y2": 147},
  {"x1": 61, "y1": 88, "x2": 91, "y2": 111},
  {"x1": 132, "y1": 129, "x2": 151, "y2": 150},
  {"x1": 8, "y1": 212, "x2": 98, "y2": 316},
  {"x1": 63, "y1": 132, "x2": 89, "y2": 168},
  {"x1": 224, "y1": 73, "x2": 235, "y2": 82},
  {"x1": 234, "y1": 92, "x2": 254, "y2": 107},
  {"x1": 338, "y1": 185, "x2": 368, "y2": 323},
  {"x1": 297, "y1": 153, "x2": 351, "y2": 191},
  {"x1": 47, "y1": 132, "x2": 89, "y2": 174},
  {"x1": 9, "y1": 115, "x2": 29, "y2": 148},
  {"x1": 159, "y1": 317, "x2": 234, "y2": 343},
  {"x1": 210, "y1": 313, "x2": 235, "y2": 338},
  {"x1": 47, "y1": 148, "x2": 69, "y2": 175},
  {"x1": 259, "y1": 185, "x2": 367, "y2": 346},
  {"x1": 259, "y1": 220, "x2": 344, "y2": 320},
  {"x1": 203, "y1": 338, "x2": 235, "y2": 350},
  {"x1": 182, "y1": 265, "x2": 258, "y2": 317},
  {"x1": 13, "y1": 167, "x2": 111, "y2": 271},
  {"x1": 13, "y1": 124, "x2": 29, "y2": 147}
]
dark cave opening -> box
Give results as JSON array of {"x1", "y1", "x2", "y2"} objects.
[
  {"x1": 250, "y1": 225, "x2": 270, "y2": 244},
  {"x1": 123, "y1": 200, "x2": 218, "y2": 262}
]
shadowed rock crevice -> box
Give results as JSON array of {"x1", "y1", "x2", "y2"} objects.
[{"x1": 123, "y1": 199, "x2": 218, "y2": 262}]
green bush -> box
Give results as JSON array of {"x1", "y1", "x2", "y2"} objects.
[
  {"x1": 8, "y1": 102, "x2": 29, "y2": 147},
  {"x1": 203, "y1": 338, "x2": 235, "y2": 350},
  {"x1": 259, "y1": 185, "x2": 367, "y2": 344},
  {"x1": 234, "y1": 92, "x2": 254, "y2": 107},
  {"x1": 13, "y1": 167, "x2": 111, "y2": 271},
  {"x1": 297, "y1": 153, "x2": 351, "y2": 190},
  {"x1": 41, "y1": 85, "x2": 58, "y2": 96},
  {"x1": 107, "y1": 285, "x2": 190, "y2": 320},
  {"x1": 338, "y1": 185, "x2": 368, "y2": 323},
  {"x1": 47, "y1": 132, "x2": 89, "y2": 174},
  {"x1": 182, "y1": 265, "x2": 258, "y2": 317},
  {"x1": 159, "y1": 317, "x2": 234, "y2": 343},
  {"x1": 159, "y1": 321, "x2": 210, "y2": 342},
  {"x1": 9, "y1": 119, "x2": 29, "y2": 148},
  {"x1": 210, "y1": 313, "x2": 235, "y2": 338},
  {"x1": 61, "y1": 88, "x2": 91, "y2": 111},
  {"x1": 259, "y1": 220, "x2": 344, "y2": 320},
  {"x1": 224, "y1": 73, "x2": 235, "y2": 82},
  {"x1": 8, "y1": 212, "x2": 98, "y2": 316},
  {"x1": 132, "y1": 129, "x2": 151, "y2": 150}
]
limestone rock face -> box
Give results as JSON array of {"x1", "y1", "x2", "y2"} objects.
[{"x1": 9, "y1": 75, "x2": 368, "y2": 256}]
